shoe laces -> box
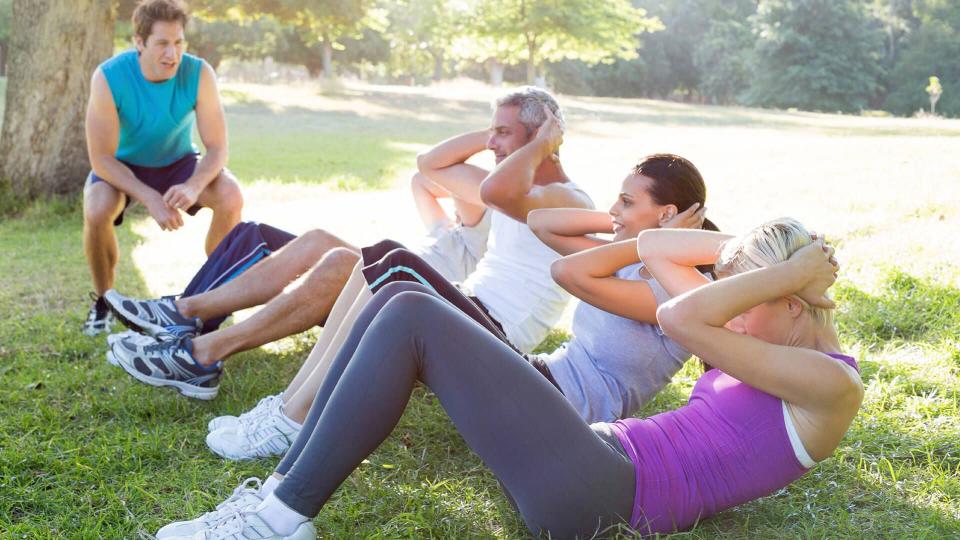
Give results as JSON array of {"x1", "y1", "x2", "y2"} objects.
[
  {"x1": 236, "y1": 394, "x2": 279, "y2": 426},
  {"x1": 143, "y1": 335, "x2": 187, "y2": 355},
  {"x1": 204, "y1": 507, "x2": 248, "y2": 539},
  {"x1": 215, "y1": 477, "x2": 263, "y2": 511},
  {"x1": 86, "y1": 292, "x2": 108, "y2": 320}
]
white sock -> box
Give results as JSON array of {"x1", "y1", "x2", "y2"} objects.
[
  {"x1": 261, "y1": 475, "x2": 281, "y2": 497},
  {"x1": 279, "y1": 403, "x2": 303, "y2": 430},
  {"x1": 256, "y1": 493, "x2": 309, "y2": 536}
]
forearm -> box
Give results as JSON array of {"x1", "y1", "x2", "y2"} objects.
[
  {"x1": 417, "y1": 130, "x2": 487, "y2": 172},
  {"x1": 480, "y1": 138, "x2": 550, "y2": 204},
  {"x1": 411, "y1": 176, "x2": 453, "y2": 230},
  {"x1": 90, "y1": 155, "x2": 156, "y2": 204},
  {"x1": 528, "y1": 208, "x2": 613, "y2": 236},
  {"x1": 554, "y1": 239, "x2": 639, "y2": 282},
  {"x1": 186, "y1": 145, "x2": 227, "y2": 191},
  {"x1": 636, "y1": 229, "x2": 733, "y2": 268},
  {"x1": 667, "y1": 261, "x2": 806, "y2": 328}
]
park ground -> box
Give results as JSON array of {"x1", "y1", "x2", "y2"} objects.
[{"x1": 1, "y1": 77, "x2": 959, "y2": 538}]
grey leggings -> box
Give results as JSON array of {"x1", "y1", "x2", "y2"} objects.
[{"x1": 274, "y1": 282, "x2": 635, "y2": 538}]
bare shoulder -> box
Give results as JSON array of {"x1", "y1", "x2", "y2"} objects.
[{"x1": 536, "y1": 181, "x2": 594, "y2": 209}]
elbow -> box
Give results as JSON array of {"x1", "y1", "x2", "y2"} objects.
[
  {"x1": 415, "y1": 152, "x2": 433, "y2": 174},
  {"x1": 527, "y1": 209, "x2": 547, "y2": 237},
  {"x1": 550, "y1": 258, "x2": 575, "y2": 291},
  {"x1": 635, "y1": 229, "x2": 656, "y2": 260},
  {"x1": 479, "y1": 181, "x2": 497, "y2": 206},
  {"x1": 656, "y1": 298, "x2": 691, "y2": 338}
]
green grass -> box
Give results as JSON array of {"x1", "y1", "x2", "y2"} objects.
[{"x1": 1, "y1": 82, "x2": 959, "y2": 538}]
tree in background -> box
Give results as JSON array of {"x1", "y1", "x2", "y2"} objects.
[
  {"x1": 0, "y1": 0, "x2": 114, "y2": 201},
  {"x1": 693, "y1": 0, "x2": 758, "y2": 104},
  {"x1": 465, "y1": 0, "x2": 659, "y2": 85},
  {"x1": 746, "y1": 0, "x2": 884, "y2": 113},
  {"x1": 382, "y1": 0, "x2": 463, "y2": 83},
  {"x1": 197, "y1": 0, "x2": 380, "y2": 78},
  {"x1": 0, "y1": 0, "x2": 10, "y2": 76},
  {"x1": 926, "y1": 75, "x2": 942, "y2": 114},
  {"x1": 884, "y1": 0, "x2": 960, "y2": 116}
]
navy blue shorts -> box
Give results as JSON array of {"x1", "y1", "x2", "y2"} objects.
[
  {"x1": 87, "y1": 152, "x2": 203, "y2": 226},
  {"x1": 181, "y1": 221, "x2": 297, "y2": 333}
]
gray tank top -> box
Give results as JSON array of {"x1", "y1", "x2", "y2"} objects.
[{"x1": 539, "y1": 262, "x2": 693, "y2": 423}]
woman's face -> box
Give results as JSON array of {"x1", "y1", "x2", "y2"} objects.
[{"x1": 608, "y1": 174, "x2": 668, "y2": 241}]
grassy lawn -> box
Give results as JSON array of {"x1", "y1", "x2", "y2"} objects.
[{"x1": 1, "y1": 81, "x2": 958, "y2": 538}]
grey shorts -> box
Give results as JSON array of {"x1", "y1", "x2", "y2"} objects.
[{"x1": 413, "y1": 209, "x2": 492, "y2": 283}]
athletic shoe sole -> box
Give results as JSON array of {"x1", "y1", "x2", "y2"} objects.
[
  {"x1": 109, "y1": 350, "x2": 219, "y2": 401},
  {"x1": 103, "y1": 290, "x2": 174, "y2": 338}
]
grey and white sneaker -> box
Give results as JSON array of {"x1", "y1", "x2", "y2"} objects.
[
  {"x1": 174, "y1": 509, "x2": 316, "y2": 540},
  {"x1": 103, "y1": 289, "x2": 202, "y2": 339},
  {"x1": 207, "y1": 399, "x2": 301, "y2": 461},
  {"x1": 208, "y1": 393, "x2": 283, "y2": 432},
  {"x1": 105, "y1": 330, "x2": 158, "y2": 366},
  {"x1": 82, "y1": 293, "x2": 114, "y2": 336},
  {"x1": 156, "y1": 478, "x2": 266, "y2": 539},
  {"x1": 109, "y1": 335, "x2": 222, "y2": 400}
]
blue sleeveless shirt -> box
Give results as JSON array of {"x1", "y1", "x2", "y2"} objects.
[{"x1": 100, "y1": 49, "x2": 202, "y2": 167}]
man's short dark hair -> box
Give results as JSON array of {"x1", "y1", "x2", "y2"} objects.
[{"x1": 133, "y1": 0, "x2": 189, "y2": 44}]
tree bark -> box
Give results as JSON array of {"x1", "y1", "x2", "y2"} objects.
[
  {"x1": 488, "y1": 59, "x2": 503, "y2": 87},
  {"x1": 0, "y1": 0, "x2": 114, "y2": 198},
  {"x1": 321, "y1": 34, "x2": 333, "y2": 79}
]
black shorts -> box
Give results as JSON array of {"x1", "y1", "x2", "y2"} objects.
[
  {"x1": 360, "y1": 239, "x2": 562, "y2": 393},
  {"x1": 87, "y1": 152, "x2": 203, "y2": 226}
]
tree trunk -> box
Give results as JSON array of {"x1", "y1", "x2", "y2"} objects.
[
  {"x1": 488, "y1": 59, "x2": 503, "y2": 87},
  {"x1": 526, "y1": 40, "x2": 536, "y2": 84},
  {"x1": 0, "y1": 0, "x2": 114, "y2": 199},
  {"x1": 430, "y1": 50, "x2": 443, "y2": 82},
  {"x1": 321, "y1": 35, "x2": 333, "y2": 79}
]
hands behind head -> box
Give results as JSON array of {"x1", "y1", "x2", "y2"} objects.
[
  {"x1": 662, "y1": 202, "x2": 706, "y2": 229},
  {"x1": 789, "y1": 234, "x2": 839, "y2": 309},
  {"x1": 533, "y1": 104, "x2": 563, "y2": 163}
]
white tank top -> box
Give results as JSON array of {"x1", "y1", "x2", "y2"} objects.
[{"x1": 462, "y1": 183, "x2": 591, "y2": 353}]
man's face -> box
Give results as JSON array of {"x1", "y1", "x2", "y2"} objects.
[
  {"x1": 136, "y1": 20, "x2": 185, "y2": 82},
  {"x1": 486, "y1": 105, "x2": 532, "y2": 164}
]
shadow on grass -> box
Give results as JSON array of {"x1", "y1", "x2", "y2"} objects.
[{"x1": 222, "y1": 90, "x2": 491, "y2": 189}]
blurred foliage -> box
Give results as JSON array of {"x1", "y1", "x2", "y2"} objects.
[
  {"x1": 11, "y1": 0, "x2": 957, "y2": 116},
  {"x1": 0, "y1": 0, "x2": 10, "y2": 75},
  {"x1": 745, "y1": 0, "x2": 884, "y2": 113}
]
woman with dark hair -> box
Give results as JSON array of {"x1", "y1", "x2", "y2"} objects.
[
  {"x1": 154, "y1": 218, "x2": 861, "y2": 539},
  {"x1": 199, "y1": 153, "x2": 715, "y2": 466}
]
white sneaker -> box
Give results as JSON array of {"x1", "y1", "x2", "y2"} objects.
[
  {"x1": 208, "y1": 393, "x2": 282, "y2": 432},
  {"x1": 106, "y1": 330, "x2": 151, "y2": 365},
  {"x1": 177, "y1": 509, "x2": 316, "y2": 540},
  {"x1": 156, "y1": 478, "x2": 265, "y2": 539},
  {"x1": 206, "y1": 400, "x2": 301, "y2": 461}
]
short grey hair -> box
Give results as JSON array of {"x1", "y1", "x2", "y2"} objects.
[{"x1": 494, "y1": 86, "x2": 565, "y2": 137}]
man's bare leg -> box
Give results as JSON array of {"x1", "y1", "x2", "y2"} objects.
[
  {"x1": 176, "y1": 229, "x2": 358, "y2": 322},
  {"x1": 196, "y1": 170, "x2": 244, "y2": 256},
  {"x1": 282, "y1": 262, "x2": 369, "y2": 399},
  {"x1": 189, "y1": 247, "x2": 360, "y2": 366},
  {"x1": 83, "y1": 181, "x2": 126, "y2": 295},
  {"x1": 282, "y1": 264, "x2": 373, "y2": 423}
]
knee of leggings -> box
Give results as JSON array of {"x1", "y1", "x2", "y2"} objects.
[
  {"x1": 382, "y1": 247, "x2": 417, "y2": 263},
  {"x1": 376, "y1": 281, "x2": 433, "y2": 298},
  {"x1": 374, "y1": 291, "x2": 448, "y2": 332}
]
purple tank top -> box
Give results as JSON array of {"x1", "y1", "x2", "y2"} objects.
[{"x1": 610, "y1": 353, "x2": 859, "y2": 535}]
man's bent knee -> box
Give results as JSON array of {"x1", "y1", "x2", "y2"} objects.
[
  {"x1": 203, "y1": 170, "x2": 244, "y2": 215},
  {"x1": 83, "y1": 183, "x2": 124, "y2": 226}
]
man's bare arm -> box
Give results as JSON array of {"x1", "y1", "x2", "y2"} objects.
[
  {"x1": 86, "y1": 69, "x2": 182, "y2": 230},
  {"x1": 163, "y1": 62, "x2": 228, "y2": 212},
  {"x1": 415, "y1": 130, "x2": 488, "y2": 206},
  {"x1": 479, "y1": 109, "x2": 592, "y2": 222}
]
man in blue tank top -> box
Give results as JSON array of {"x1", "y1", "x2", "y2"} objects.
[{"x1": 81, "y1": 0, "x2": 244, "y2": 336}]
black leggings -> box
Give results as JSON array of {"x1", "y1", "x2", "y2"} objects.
[{"x1": 274, "y1": 282, "x2": 635, "y2": 538}]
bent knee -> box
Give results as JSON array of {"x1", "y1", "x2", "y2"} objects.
[
  {"x1": 300, "y1": 228, "x2": 352, "y2": 255},
  {"x1": 204, "y1": 171, "x2": 244, "y2": 213},
  {"x1": 83, "y1": 187, "x2": 123, "y2": 225}
]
